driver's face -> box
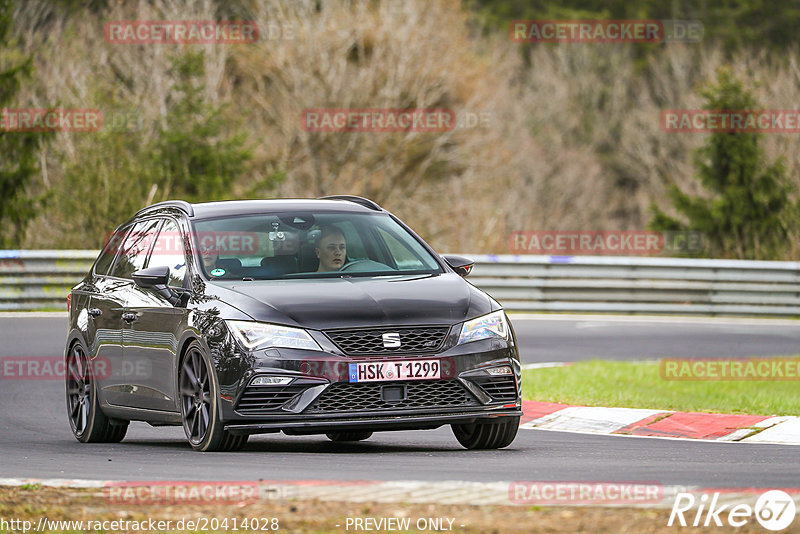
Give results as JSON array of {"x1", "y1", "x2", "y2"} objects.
[
  {"x1": 316, "y1": 233, "x2": 346, "y2": 271},
  {"x1": 200, "y1": 244, "x2": 219, "y2": 268}
]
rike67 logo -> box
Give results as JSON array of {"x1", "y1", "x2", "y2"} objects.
[{"x1": 669, "y1": 490, "x2": 797, "y2": 531}]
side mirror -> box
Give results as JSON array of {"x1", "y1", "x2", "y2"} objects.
[
  {"x1": 133, "y1": 266, "x2": 170, "y2": 288},
  {"x1": 132, "y1": 266, "x2": 183, "y2": 306},
  {"x1": 443, "y1": 255, "x2": 474, "y2": 277}
]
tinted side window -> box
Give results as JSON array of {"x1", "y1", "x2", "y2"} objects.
[
  {"x1": 109, "y1": 219, "x2": 161, "y2": 279},
  {"x1": 94, "y1": 226, "x2": 130, "y2": 276},
  {"x1": 146, "y1": 219, "x2": 188, "y2": 287}
]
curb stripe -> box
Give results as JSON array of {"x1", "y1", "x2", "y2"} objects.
[
  {"x1": 521, "y1": 400, "x2": 800, "y2": 445},
  {"x1": 525, "y1": 406, "x2": 665, "y2": 434},
  {"x1": 630, "y1": 412, "x2": 769, "y2": 440},
  {"x1": 742, "y1": 416, "x2": 800, "y2": 443},
  {"x1": 520, "y1": 400, "x2": 569, "y2": 425},
  {"x1": 613, "y1": 412, "x2": 671, "y2": 435}
]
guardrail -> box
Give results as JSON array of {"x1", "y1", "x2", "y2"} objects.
[
  {"x1": 468, "y1": 254, "x2": 800, "y2": 316},
  {"x1": 0, "y1": 250, "x2": 96, "y2": 311},
  {"x1": 1, "y1": 251, "x2": 799, "y2": 316}
]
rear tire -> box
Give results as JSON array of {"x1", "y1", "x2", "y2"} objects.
[
  {"x1": 66, "y1": 341, "x2": 128, "y2": 443},
  {"x1": 179, "y1": 341, "x2": 248, "y2": 452},
  {"x1": 326, "y1": 431, "x2": 373, "y2": 442},
  {"x1": 451, "y1": 416, "x2": 519, "y2": 449}
]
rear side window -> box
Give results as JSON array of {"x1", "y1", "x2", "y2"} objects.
[
  {"x1": 109, "y1": 219, "x2": 161, "y2": 279},
  {"x1": 146, "y1": 219, "x2": 188, "y2": 287},
  {"x1": 93, "y1": 226, "x2": 130, "y2": 276}
]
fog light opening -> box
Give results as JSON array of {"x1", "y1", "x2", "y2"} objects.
[
  {"x1": 486, "y1": 366, "x2": 513, "y2": 376},
  {"x1": 251, "y1": 376, "x2": 294, "y2": 386}
]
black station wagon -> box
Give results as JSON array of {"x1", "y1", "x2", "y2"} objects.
[{"x1": 65, "y1": 196, "x2": 522, "y2": 451}]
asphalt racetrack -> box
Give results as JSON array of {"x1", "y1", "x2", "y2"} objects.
[{"x1": 1, "y1": 314, "x2": 799, "y2": 487}]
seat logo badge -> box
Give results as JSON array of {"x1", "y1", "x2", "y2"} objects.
[{"x1": 382, "y1": 332, "x2": 401, "y2": 348}]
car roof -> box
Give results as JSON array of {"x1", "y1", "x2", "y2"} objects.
[{"x1": 133, "y1": 197, "x2": 384, "y2": 221}]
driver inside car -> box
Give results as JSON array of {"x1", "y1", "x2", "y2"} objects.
[
  {"x1": 315, "y1": 224, "x2": 347, "y2": 272},
  {"x1": 200, "y1": 241, "x2": 220, "y2": 271}
]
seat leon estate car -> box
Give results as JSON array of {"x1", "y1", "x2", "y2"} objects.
[{"x1": 65, "y1": 196, "x2": 522, "y2": 451}]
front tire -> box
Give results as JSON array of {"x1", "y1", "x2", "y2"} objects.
[
  {"x1": 451, "y1": 416, "x2": 519, "y2": 449},
  {"x1": 66, "y1": 341, "x2": 128, "y2": 443},
  {"x1": 326, "y1": 431, "x2": 373, "y2": 442},
  {"x1": 179, "y1": 341, "x2": 247, "y2": 452}
]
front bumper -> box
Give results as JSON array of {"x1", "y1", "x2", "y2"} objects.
[{"x1": 212, "y1": 328, "x2": 522, "y2": 434}]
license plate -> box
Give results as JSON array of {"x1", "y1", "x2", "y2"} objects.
[{"x1": 348, "y1": 360, "x2": 440, "y2": 383}]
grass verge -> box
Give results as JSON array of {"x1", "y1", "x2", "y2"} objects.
[{"x1": 521, "y1": 360, "x2": 800, "y2": 416}]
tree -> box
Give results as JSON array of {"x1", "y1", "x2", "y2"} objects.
[
  {"x1": 150, "y1": 50, "x2": 253, "y2": 202},
  {"x1": 0, "y1": 0, "x2": 53, "y2": 247},
  {"x1": 650, "y1": 68, "x2": 797, "y2": 259},
  {"x1": 55, "y1": 50, "x2": 259, "y2": 248}
]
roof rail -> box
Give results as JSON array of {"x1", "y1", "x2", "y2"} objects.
[
  {"x1": 319, "y1": 195, "x2": 382, "y2": 211},
  {"x1": 135, "y1": 200, "x2": 195, "y2": 217}
]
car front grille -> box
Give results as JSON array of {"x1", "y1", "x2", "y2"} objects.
[
  {"x1": 305, "y1": 379, "x2": 478, "y2": 413},
  {"x1": 472, "y1": 376, "x2": 518, "y2": 402},
  {"x1": 325, "y1": 326, "x2": 450, "y2": 355},
  {"x1": 235, "y1": 385, "x2": 308, "y2": 414}
]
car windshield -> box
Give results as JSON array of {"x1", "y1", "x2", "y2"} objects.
[{"x1": 191, "y1": 211, "x2": 443, "y2": 280}]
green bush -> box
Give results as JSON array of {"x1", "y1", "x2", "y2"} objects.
[{"x1": 650, "y1": 68, "x2": 798, "y2": 260}]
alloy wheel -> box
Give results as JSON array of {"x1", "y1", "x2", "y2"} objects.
[
  {"x1": 180, "y1": 348, "x2": 212, "y2": 444},
  {"x1": 66, "y1": 344, "x2": 92, "y2": 436}
]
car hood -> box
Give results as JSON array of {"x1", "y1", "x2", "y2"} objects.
[{"x1": 209, "y1": 273, "x2": 495, "y2": 330}]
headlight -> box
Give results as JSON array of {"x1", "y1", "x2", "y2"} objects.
[
  {"x1": 226, "y1": 320, "x2": 321, "y2": 351},
  {"x1": 458, "y1": 311, "x2": 510, "y2": 344}
]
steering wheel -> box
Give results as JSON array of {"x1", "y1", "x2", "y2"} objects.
[{"x1": 339, "y1": 259, "x2": 371, "y2": 272}]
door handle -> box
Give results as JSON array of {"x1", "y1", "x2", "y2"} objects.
[
  {"x1": 122, "y1": 312, "x2": 138, "y2": 323},
  {"x1": 87, "y1": 308, "x2": 102, "y2": 318}
]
